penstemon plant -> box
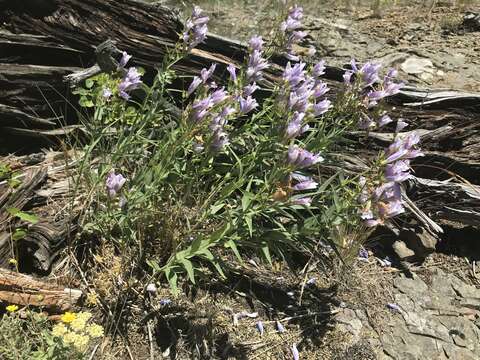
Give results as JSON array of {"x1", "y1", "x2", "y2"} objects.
[{"x1": 75, "y1": 4, "x2": 419, "y2": 293}]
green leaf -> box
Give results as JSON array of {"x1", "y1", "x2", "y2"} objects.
[
  {"x1": 245, "y1": 213, "x2": 253, "y2": 237},
  {"x1": 261, "y1": 243, "x2": 272, "y2": 265},
  {"x1": 85, "y1": 78, "x2": 95, "y2": 89},
  {"x1": 226, "y1": 240, "x2": 242, "y2": 262},
  {"x1": 165, "y1": 268, "x2": 179, "y2": 295},
  {"x1": 7, "y1": 208, "x2": 39, "y2": 224},
  {"x1": 209, "y1": 203, "x2": 224, "y2": 215},
  {"x1": 179, "y1": 258, "x2": 196, "y2": 284},
  {"x1": 12, "y1": 228, "x2": 27, "y2": 241},
  {"x1": 241, "y1": 192, "x2": 253, "y2": 212},
  {"x1": 79, "y1": 96, "x2": 94, "y2": 108}
]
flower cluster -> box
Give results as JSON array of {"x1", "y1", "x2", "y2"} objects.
[
  {"x1": 185, "y1": 32, "x2": 271, "y2": 153},
  {"x1": 116, "y1": 51, "x2": 143, "y2": 100},
  {"x1": 281, "y1": 60, "x2": 331, "y2": 140},
  {"x1": 106, "y1": 169, "x2": 126, "y2": 198},
  {"x1": 280, "y1": 5, "x2": 306, "y2": 61},
  {"x1": 359, "y1": 128, "x2": 424, "y2": 227},
  {"x1": 182, "y1": 6, "x2": 209, "y2": 50},
  {"x1": 53, "y1": 312, "x2": 104, "y2": 352},
  {"x1": 343, "y1": 59, "x2": 404, "y2": 130}
]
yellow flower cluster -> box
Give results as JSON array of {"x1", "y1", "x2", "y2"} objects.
[
  {"x1": 6, "y1": 304, "x2": 18, "y2": 312},
  {"x1": 52, "y1": 311, "x2": 104, "y2": 353}
]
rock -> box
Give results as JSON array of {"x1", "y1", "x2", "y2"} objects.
[
  {"x1": 335, "y1": 308, "x2": 363, "y2": 338},
  {"x1": 400, "y1": 57, "x2": 435, "y2": 77},
  {"x1": 394, "y1": 275, "x2": 428, "y2": 297},
  {"x1": 392, "y1": 240, "x2": 416, "y2": 261},
  {"x1": 463, "y1": 12, "x2": 480, "y2": 32},
  {"x1": 400, "y1": 226, "x2": 438, "y2": 260}
]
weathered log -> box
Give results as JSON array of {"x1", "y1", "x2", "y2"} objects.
[
  {"x1": 0, "y1": 152, "x2": 78, "y2": 273},
  {"x1": 0, "y1": 268, "x2": 81, "y2": 311}
]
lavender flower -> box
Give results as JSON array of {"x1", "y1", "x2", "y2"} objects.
[
  {"x1": 201, "y1": 63, "x2": 217, "y2": 83},
  {"x1": 306, "y1": 277, "x2": 316, "y2": 285},
  {"x1": 187, "y1": 76, "x2": 203, "y2": 96},
  {"x1": 227, "y1": 64, "x2": 237, "y2": 82},
  {"x1": 343, "y1": 70, "x2": 353, "y2": 85},
  {"x1": 292, "y1": 178, "x2": 318, "y2": 191},
  {"x1": 239, "y1": 96, "x2": 258, "y2": 114},
  {"x1": 283, "y1": 62, "x2": 306, "y2": 88},
  {"x1": 287, "y1": 146, "x2": 323, "y2": 169},
  {"x1": 256, "y1": 321, "x2": 264, "y2": 336},
  {"x1": 285, "y1": 111, "x2": 307, "y2": 139},
  {"x1": 243, "y1": 83, "x2": 259, "y2": 97},
  {"x1": 395, "y1": 120, "x2": 408, "y2": 133},
  {"x1": 118, "y1": 67, "x2": 142, "y2": 100},
  {"x1": 378, "y1": 114, "x2": 393, "y2": 127},
  {"x1": 358, "y1": 248, "x2": 369, "y2": 259},
  {"x1": 276, "y1": 321, "x2": 286, "y2": 333},
  {"x1": 106, "y1": 170, "x2": 126, "y2": 197},
  {"x1": 183, "y1": 6, "x2": 209, "y2": 50},
  {"x1": 313, "y1": 60, "x2": 326, "y2": 78},
  {"x1": 119, "y1": 51, "x2": 132, "y2": 69},
  {"x1": 313, "y1": 99, "x2": 331, "y2": 116},
  {"x1": 281, "y1": 5, "x2": 305, "y2": 61},
  {"x1": 292, "y1": 196, "x2": 312, "y2": 206},
  {"x1": 387, "y1": 303, "x2": 400, "y2": 312},
  {"x1": 246, "y1": 48, "x2": 269, "y2": 82},
  {"x1": 159, "y1": 299, "x2": 172, "y2": 306},
  {"x1": 102, "y1": 87, "x2": 112, "y2": 100},
  {"x1": 249, "y1": 35, "x2": 264, "y2": 51},
  {"x1": 146, "y1": 283, "x2": 157, "y2": 294},
  {"x1": 291, "y1": 344, "x2": 300, "y2": 360},
  {"x1": 313, "y1": 82, "x2": 329, "y2": 99}
]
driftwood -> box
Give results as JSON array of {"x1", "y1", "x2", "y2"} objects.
[
  {"x1": 0, "y1": 267, "x2": 81, "y2": 311},
  {"x1": 0, "y1": 0, "x2": 479, "y2": 274}
]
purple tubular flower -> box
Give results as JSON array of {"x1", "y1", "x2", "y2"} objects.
[
  {"x1": 291, "y1": 344, "x2": 300, "y2": 360},
  {"x1": 256, "y1": 321, "x2": 264, "y2": 336},
  {"x1": 387, "y1": 303, "x2": 400, "y2": 312},
  {"x1": 287, "y1": 146, "x2": 323, "y2": 169},
  {"x1": 246, "y1": 49, "x2": 269, "y2": 82},
  {"x1": 378, "y1": 114, "x2": 394, "y2": 127},
  {"x1": 119, "y1": 51, "x2": 132, "y2": 69},
  {"x1": 243, "y1": 83, "x2": 258, "y2": 97},
  {"x1": 285, "y1": 111, "x2": 306, "y2": 139},
  {"x1": 385, "y1": 160, "x2": 411, "y2": 182},
  {"x1": 283, "y1": 62, "x2": 306, "y2": 88},
  {"x1": 343, "y1": 70, "x2": 353, "y2": 85},
  {"x1": 249, "y1": 35, "x2": 264, "y2": 51},
  {"x1": 106, "y1": 170, "x2": 126, "y2": 197},
  {"x1": 187, "y1": 76, "x2": 202, "y2": 96},
  {"x1": 313, "y1": 82, "x2": 329, "y2": 99},
  {"x1": 359, "y1": 62, "x2": 381, "y2": 87},
  {"x1": 358, "y1": 248, "x2": 369, "y2": 259},
  {"x1": 159, "y1": 299, "x2": 172, "y2": 306},
  {"x1": 385, "y1": 132, "x2": 424, "y2": 163},
  {"x1": 210, "y1": 87, "x2": 227, "y2": 105},
  {"x1": 239, "y1": 96, "x2": 258, "y2": 114},
  {"x1": 313, "y1": 60, "x2": 326, "y2": 78},
  {"x1": 201, "y1": 63, "x2": 216, "y2": 83},
  {"x1": 395, "y1": 120, "x2": 408, "y2": 132},
  {"x1": 183, "y1": 6, "x2": 209, "y2": 50},
  {"x1": 102, "y1": 88, "x2": 112, "y2": 100},
  {"x1": 292, "y1": 196, "x2": 312, "y2": 206},
  {"x1": 292, "y1": 179, "x2": 318, "y2": 191},
  {"x1": 227, "y1": 64, "x2": 237, "y2": 82},
  {"x1": 276, "y1": 321, "x2": 286, "y2": 333},
  {"x1": 118, "y1": 67, "x2": 142, "y2": 100},
  {"x1": 313, "y1": 99, "x2": 331, "y2": 116}
]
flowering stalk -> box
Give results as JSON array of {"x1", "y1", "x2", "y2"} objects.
[{"x1": 359, "y1": 126, "x2": 424, "y2": 227}]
